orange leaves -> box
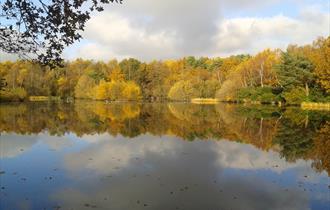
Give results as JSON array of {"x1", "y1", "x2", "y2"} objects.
[
  {"x1": 92, "y1": 80, "x2": 141, "y2": 101},
  {"x1": 311, "y1": 37, "x2": 330, "y2": 92}
]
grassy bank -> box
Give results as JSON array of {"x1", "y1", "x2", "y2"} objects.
[
  {"x1": 3, "y1": 95, "x2": 330, "y2": 112},
  {"x1": 192, "y1": 98, "x2": 330, "y2": 111},
  {"x1": 191, "y1": 98, "x2": 219, "y2": 104},
  {"x1": 301, "y1": 102, "x2": 330, "y2": 111},
  {"x1": 29, "y1": 96, "x2": 61, "y2": 101}
]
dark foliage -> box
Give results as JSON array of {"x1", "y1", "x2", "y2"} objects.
[
  {"x1": 0, "y1": 0, "x2": 122, "y2": 67},
  {"x1": 0, "y1": 76, "x2": 7, "y2": 90}
]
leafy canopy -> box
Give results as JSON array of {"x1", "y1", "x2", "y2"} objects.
[{"x1": 0, "y1": 0, "x2": 122, "y2": 66}]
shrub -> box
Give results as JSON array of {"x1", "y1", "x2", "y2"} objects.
[
  {"x1": 108, "y1": 81, "x2": 125, "y2": 100},
  {"x1": 0, "y1": 88, "x2": 27, "y2": 102},
  {"x1": 122, "y1": 82, "x2": 142, "y2": 100},
  {"x1": 283, "y1": 87, "x2": 308, "y2": 105},
  {"x1": 308, "y1": 87, "x2": 330, "y2": 103},
  {"x1": 215, "y1": 79, "x2": 240, "y2": 102},
  {"x1": 13, "y1": 88, "x2": 27, "y2": 100},
  {"x1": 237, "y1": 86, "x2": 280, "y2": 103},
  {"x1": 194, "y1": 80, "x2": 221, "y2": 98},
  {"x1": 168, "y1": 81, "x2": 197, "y2": 101}
]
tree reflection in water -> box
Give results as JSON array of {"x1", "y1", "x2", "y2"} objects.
[
  {"x1": 1, "y1": 101, "x2": 329, "y2": 175},
  {"x1": 1, "y1": 102, "x2": 330, "y2": 210}
]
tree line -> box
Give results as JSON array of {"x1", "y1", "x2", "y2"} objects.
[{"x1": 0, "y1": 36, "x2": 329, "y2": 104}]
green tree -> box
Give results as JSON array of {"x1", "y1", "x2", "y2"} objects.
[
  {"x1": 277, "y1": 52, "x2": 315, "y2": 97},
  {"x1": 283, "y1": 87, "x2": 308, "y2": 105},
  {"x1": 119, "y1": 58, "x2": 141, "y2": 81}
]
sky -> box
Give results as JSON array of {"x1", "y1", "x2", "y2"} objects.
[{"x1": 1, "y1": 0, "x2": 330, "y2": 61}]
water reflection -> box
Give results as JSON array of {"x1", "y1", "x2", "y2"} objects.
[{"x1": 0, "y1": 102, "x2": 329, "y2": 210}]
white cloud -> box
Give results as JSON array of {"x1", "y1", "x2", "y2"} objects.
[
  {"x1": 63, "y1": 134, "x2": 316, "y2": 176},
  {"x1": 63, "y1": 134, "x2": 179, "y2": 175},
  {"x1": 214, "y1": 10, "x2": 329, "y2": 56},
  {"x1": 70, "y1": 13, "x2": 178, "y2": 60},
  {"x1": 0, "y1": 133, "x2": 73, "y2": 158},
  {"x1": 0, "y1": 133, "x2": 38, "y2": 158},
  {"x1": 66, "y1": 0, "x2": 223, "y2": 60},
  {"x1": 64, "y1": 0, "x2": 329, "y2": 60},
  {"x1": 1, "y1": 0, "x2": 328, "y2": 61},
  {"x1": 212, "y1": 140, "x2": 306, "y2": 173},
  {"x1": 55, "y1": 133, "x2": 316, "y2": 210}
]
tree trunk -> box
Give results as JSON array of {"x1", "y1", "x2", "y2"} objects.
[
  {"x1": 259, "y1": 63, "x2": 264, "y2": 88},
  {"x1": 304, "y1": 115, "x2": 309, "y2": 128},
  {"x1": 305, "y1": 82, "x2": 309, "y2": 97},
  {"x1": 259, "y1": 118, "x2": 264, "y2": 142},
  {"x1": 217, "y1": 71, "x2": 221, "y2": 84}
]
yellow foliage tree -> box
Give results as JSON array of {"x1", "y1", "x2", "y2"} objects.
[
  {"x1": 122, "y1": 81, "x2": 142, "y2": 100},
  {"x1": 250, "y1": 49, "x2": 280, "y2": 87},
  {"x1": 217, "y1": 56, "x2": 242, "y2": 83},
  {"x1": 94, "y1": 80, "x2": 109, "y2": 100},
  {"x1": 93, "y1": 80, "x2": 142, "y2": 101},
  {"x1": 108, "y1": 81, "x2": 124, "y2": 100},
  {"x1": 311, "y1": 37, "x2": 330, "y2": 93},
  {"x1": 109, "y1": 67, "x2": 125, "y2": 82},
  {"x1": 168, "y1": 80, "x2": 197, "y2": 101},
  {"x1": 74, "y1": 75, "x2": 96, "y2": 99}
]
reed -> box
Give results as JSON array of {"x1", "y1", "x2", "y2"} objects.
[
  {"x1": 191, "y1": 98, "x2": 219, "y2": 104},
  {"x1": 29, "y1": 96, "x2": 60, "y2": 101},
  {"x1": 301, "y1": 102, "x2": 330, "y2": 111}
]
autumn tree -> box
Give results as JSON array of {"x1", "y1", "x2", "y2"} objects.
[
  {"x1": 108, "y1": 81, "x2": 125, "y2": 100},
  {"x1": 311, "y1": 37, "x2": 330, "y2": 93},
  {"x1": 310, "y1": 122, "x2": 330, "y2": 175},
  {"x1": 215, "y1": 55, "x2": 245, "y2": 84},
  {"x1": 109, "y1": 65, "x2": 125, "y2": 82},
  {"x1": 142, "y1": 61, "x2": 170, "y2": 101},
  {"x1": 168, "y1": 80, "x2": 197, "y2": 101},
  {"x1": 75, "y1": 75, "x2": 96, "y2": 99},
  {"x1": 86, "y1": 62, "x2": 107, "y2": 82},
  {"x1": 0, "y1": 36, "x2": 328, "y2": 103},
  {"x1": 94, "y1": 80, "x2": 110, "y2": 100},
  {"x1": 119, "y1": 58, "x2": 141, "y2": 81},
  {"x1": 122, "y1": 81, "x2": 142, "y2": 100},
  {"x1": 249, "y1": 49, "x2": 280, "y2": 87}
]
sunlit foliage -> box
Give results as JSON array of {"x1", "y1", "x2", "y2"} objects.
[{"x1": 0, "y1": 36, "x2": 329, "y2": 104}]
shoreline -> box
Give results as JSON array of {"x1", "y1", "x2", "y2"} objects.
[{"x1": 1, "y1": 98, "x2": 330, "y2": 111}]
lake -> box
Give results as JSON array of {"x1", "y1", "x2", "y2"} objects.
[{"x1": 0, "y1": 101, "x2": 329, "y2": 210}]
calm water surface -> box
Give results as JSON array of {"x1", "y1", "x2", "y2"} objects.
[{"x1": 0, "y1": 102, "x2": 329, "y2": 210}]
